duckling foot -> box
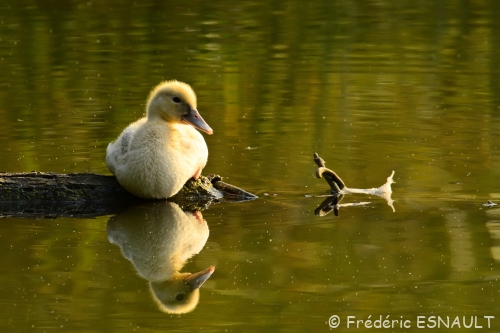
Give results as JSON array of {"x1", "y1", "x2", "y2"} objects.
[
  {"x1": 193, "y1": 168, "x2": 202, "y2": 180},
  {"x1": 193, "y1": 211, "x2": 204, "y2": 224}
]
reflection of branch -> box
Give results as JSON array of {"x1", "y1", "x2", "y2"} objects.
[
  {"x1": 313, "y1": 153, "x2": 396, "y2": 215},
  {"x1": 314, "y1": 194, "x2": 343, "y2": 217},
  {"x1": 314, "y1": 195, "x2": 373, "y2": 217}
]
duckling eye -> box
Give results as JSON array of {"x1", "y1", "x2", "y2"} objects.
[
  {"x1": 172, "y1": 96, "x2": 182, "y2": 104},
  {"x1": 175, "y1": 293, "x2": 185, "y2": 302}
]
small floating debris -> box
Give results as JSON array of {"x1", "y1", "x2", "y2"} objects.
[{"x1": 482, "y1": 200, "x2": 498, "y2": 208}]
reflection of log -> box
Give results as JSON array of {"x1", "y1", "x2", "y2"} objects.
[{"x1": 0, "y1": 172, "x2": 257, "y2": 218}]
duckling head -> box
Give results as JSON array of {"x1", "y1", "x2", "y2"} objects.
[
  {"x1": 149, "y1": 265, "x2": 215, "y2": 314},
  {"x1": 146, "y1": 80, "x2": 213, "y2": 135}
]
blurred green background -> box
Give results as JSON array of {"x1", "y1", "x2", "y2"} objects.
[{"x1": 1, "y1": 0, "x2": 500, "y2": 332}]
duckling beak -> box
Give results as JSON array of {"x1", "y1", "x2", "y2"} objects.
[
  {"x1": 182, "y1": 107, "x2": 213, "y2": 135},
  {"x1": 183, "y1": 265, "x2": 215, "y2": 290}
]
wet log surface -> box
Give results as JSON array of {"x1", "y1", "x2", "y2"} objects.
[{"x1": 0, "y1": 172, "x2": 257, "y2": 218}]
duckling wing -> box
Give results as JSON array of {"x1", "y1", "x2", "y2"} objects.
[
  {"x1": 106, "y1": 117, "x2": 147, "y2": 174},
  {"x1": 120, "y1": 130, "x2": 132, "y2": 155}
]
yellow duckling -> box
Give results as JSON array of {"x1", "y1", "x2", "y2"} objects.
[{"x1": 106, "y1": 81, "x2": 213, "y2": 199}]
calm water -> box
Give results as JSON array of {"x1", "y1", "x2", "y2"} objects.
[{"x1": 1, "y1": 0, "x2": 500, "y2": 331}]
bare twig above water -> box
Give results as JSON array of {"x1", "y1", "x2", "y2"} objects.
[{"x1": 312, "y1": 153, "x2": 395, "y2": 216}]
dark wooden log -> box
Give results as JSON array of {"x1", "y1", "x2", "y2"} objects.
[{"x1": 0, "y1": 172, "x2": 257, "y2": 218}]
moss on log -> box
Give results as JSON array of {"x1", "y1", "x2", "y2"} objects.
[{"x1": 0, "y1": 172, "x2": 257, "y2": 218}]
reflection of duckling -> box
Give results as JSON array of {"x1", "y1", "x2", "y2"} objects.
[
  {"x1": 107, "y1": 201, "x2": 214, "y2": 314},
  {"x1": 106, "y1": 81, "x2": 213, "y2": 199}
]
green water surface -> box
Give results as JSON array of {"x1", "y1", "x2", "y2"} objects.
[{"x1": 1, "y1": 1, "x2": 500, "y2": 332}]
